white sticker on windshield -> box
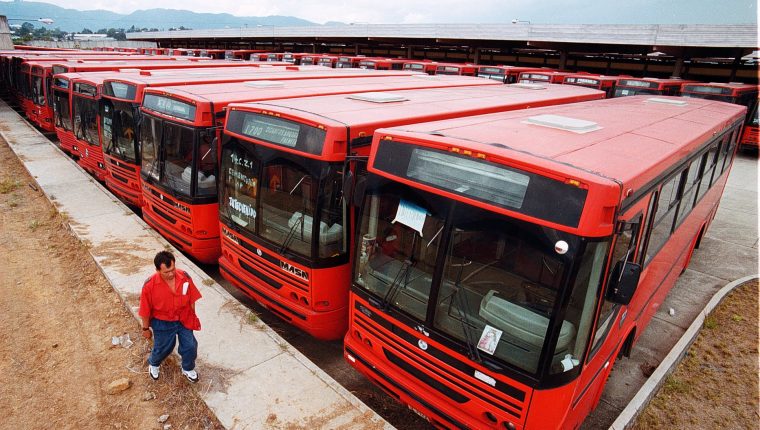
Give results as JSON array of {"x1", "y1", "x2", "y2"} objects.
[
  {"x1": 392, "y1": 200, "x2": 426, "y2": 237},
  {"x1": 477, "y1": 325, "x2": 503, "y2": 355}
]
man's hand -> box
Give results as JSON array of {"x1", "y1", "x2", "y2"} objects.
[{"x1": 142, "y1": 328, "x2": 152, "y2": 340}]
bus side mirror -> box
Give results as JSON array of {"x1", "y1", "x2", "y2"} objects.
[{"x1": 606, "y1": 260, "x2": 641, "y2": 305}]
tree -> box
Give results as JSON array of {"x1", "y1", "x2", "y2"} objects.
[
  {"x1": 17, "y1": 22, "x2": 34, "y2": 37},
  {"x1": 81, "y1": 28, "x2": 93, "y2": 34},
  {"x1": 96, "y1": 28, "x2": 108, "y2": 34}
]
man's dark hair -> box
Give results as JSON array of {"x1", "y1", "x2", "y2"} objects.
[{"x1": 154, "y1": 251, "x2": 175, "y2": 270}]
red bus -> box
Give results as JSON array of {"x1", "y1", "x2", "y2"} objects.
[
  {"x1": 225, "y1": 50, "x2": 266, "y2": 60},
  {"x1": 403, "y1": 61, "x2": 439, "y2": 75},
  {"x1": 139, "y1": 74, "x2": 502, "y2": 264},
  {"x1": 519, "y1": 70, "x2": 574, "y2": 84},
  {"x1": 562, "y1": 74, "x2": 624, "y2": 98},
  {"x1": 100, "y1": 66, "x2": 406, "y2": 207},
  {"x1": 613, "y1": 77, "x2": 696, "y2": 97},
  {"x1": 69, "y1": 74, "x2": 116, "y2": 179},
  {"x1": 358, "y1": 58, "x2": 408, "y2": 70},
  {"x1": 434, "y1": 63, "x2": 478, "y2": 76},
  {"x1": 217, "y1": 83, "x2": 604, "y2": 340},
  {"x1": 477, "y1": 66, "x2": 549, "y2": 84},
  {"x1": 267, "y1": 53, "x2": 285, "y2": 62},
  {"x1": 199, "y1": 49, "x2": 227, "y2": 59},
  {"x1": 51, "y1": 71, "x2": 130, "y2": 157},
  {"x1": 282, "y1": 53, "x2": 312, "y2": 64},
  {"x1": 679, "y1": 82, "x2": 759, "y2": 152},
  {"x1": 337, "y1": 56, "x2": 367, "y2": 68},
  {"x1": 343, "y1": 95, "x2": 746, "y2": 430},
  {"x1": 168, "y1": 48, "x2": 191, "y2": 56},
  {"x1": 24, "y1": 56, "x2": 178, "y2": 131},
  {"x1": 316, "y1": 55, "x2": 340, "y2": 68}
]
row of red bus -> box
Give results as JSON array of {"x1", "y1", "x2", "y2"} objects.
[{"x1": 0, "y1": 47, "x2": 753, "y2": 430}]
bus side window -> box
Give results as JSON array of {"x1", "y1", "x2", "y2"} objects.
[
  {"x1": 589, "y1": 216, "x2": 641, "y2": 357},
  {"x1": 638, "y1": 192, "x2": 657, "y2": 265}
]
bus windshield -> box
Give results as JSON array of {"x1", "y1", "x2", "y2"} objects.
[
  {"x1": 140, "y1": 114, "x2": 216, "y2": 199},
  {"x1": 681, "y1": 93, "x2": 734, "y2": 103},
  {"x1": 32, "y1": 75, "x2": 45, "y2": 106},
  {"x1": 102, "y1": 99, "x2": 138, "y2": 164},
  {"x1": 220, "y1": 140, "x2": 346, "y2": 261},
  {"x1": 614, "y1": 88, "x2": 661, "y2": 97},
  {"x1": 73, "y1": 96, "x2": 99, "y2": 146},
  {"x1": 355, "y1": 180, "x2": 610, "y2": 378},
  {"x1": 53, "y1": 90, "x2": 72, "y2": 131}
]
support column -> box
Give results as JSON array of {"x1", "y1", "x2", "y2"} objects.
[
  {"x1": 472, "y1": 47, "x2": 480, "y2": 64},
  {"x1": 671, "y1": 57, "x2": 684, "y2": 78},
  {"x1": 729, "y1": 51, "x2": 742, "y2": 81},
  {"x1": 407, "y1": 45, "x2": 413, "y2": 59},
  {"x1": 558, "y1": 50, "x2": 568, "y2": 70}
]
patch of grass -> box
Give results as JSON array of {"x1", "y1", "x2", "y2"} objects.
[
  {"x1": 246, "y1": 311, "x2": 259, "y2": 325},
  {"x1": 662, "y1": 375, "x2": 691, "y2": 395},
  {"x1": 28, "y1": 220, "x2": 41, "y2": 231},
  {"x1": 8, "y1": 200, "x2": 18, "y2": 208},
  {"x1": 0, "y1": 178, "x2": 21, "y2": 194},
  {"x1": 703, "y1": 316, "x2": 718, "y2": 329},
  {"x1": 731, "y1": 314, "x2": 744, "y2": 322},
  {"x1": 202, "y1": 278, "x2": 215, "y2": 287}
]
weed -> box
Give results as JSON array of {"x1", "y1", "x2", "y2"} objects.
[
  {"x1": 8, "y1": 200, "x2": 18, "y2": 208},
  {"x1": 731, "y1": 314, "x2": 744, "y2": 322},
  {"x1": 202, "y1": 278, "x2": 215, "y2": 286},
  {"x1": 28, "y1": 219, "x2": 40, "y2": 231},
  {"x1": 704, "y1": 316, "x2": 718, "y2": 329},
  {"x1": 663, "y1": 375, "x2": 691, "y2": 395},
  {"x1": 246, "y1": 311, "x2": 259, "y2": 325},
  {"x1": 0, "y1": 178, "x2": 20, "y2": 194}
]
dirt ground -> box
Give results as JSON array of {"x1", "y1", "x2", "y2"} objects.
[
  {"x1": 0, "y1": 138, "x2": 224, "y2": 430},
  {"x1": 633, "y1": 279, "x2": 759, "y2": 430}
]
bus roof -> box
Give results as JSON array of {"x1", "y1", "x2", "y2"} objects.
[
  {"x1": 104, "y1": 68, "x2": 425, "y2": 102},
  {"x1": 373, "y1": 96, "x2": 747, "y2": 205},
  {"x1": 227, "y1": 84, "x2": 604, "y2": 151},
  {"x1": 142, "y1": 75, "x2": 500, "y2": 121}
]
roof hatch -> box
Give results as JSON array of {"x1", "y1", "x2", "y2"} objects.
[
  {"x1": 646, "y1": 97, "x2": 688, "y2": 106},
  {"x1": 524, "y1": 114, "x2": 601, "y2": 134},
  {"x1": 347, "y1": 92, "x2": 408, "y2": 103},
  {"x1": 511, "y1": 83, "x2": 546, "y2": 90}
]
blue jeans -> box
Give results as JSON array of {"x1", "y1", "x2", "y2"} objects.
[{"x1": 148, "y1": 318, "x2": 198, "y2": 371}]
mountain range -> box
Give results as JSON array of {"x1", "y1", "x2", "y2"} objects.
[{"x1": 1, "y1": 1, "x2": 321, "y2": 32}]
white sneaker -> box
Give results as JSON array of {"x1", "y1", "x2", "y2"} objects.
[
  {"x1": 148, "y1": 365, "x2": 160, "y2": 380},
  {"x1": 182, "y1": 368, "x2": 199, "y2": 383}
]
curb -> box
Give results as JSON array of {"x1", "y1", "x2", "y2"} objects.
[{"x1": 608, "y1": 273, "x2": 759, "y2": 430}]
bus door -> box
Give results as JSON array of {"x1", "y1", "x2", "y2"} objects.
[{"x1": 568, "y1": 205, "x2": 645, "y2": 426}]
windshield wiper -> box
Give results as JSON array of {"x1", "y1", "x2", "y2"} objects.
[
  {"x1": 277, "y1": 212, "x2": 304, "y2": 255},
  {"x1": 451, "y1": 259, "x2": 482, "y2": 363},
  {"x1": 381, "y1": 233, "x2": 418, "y2": 310}
]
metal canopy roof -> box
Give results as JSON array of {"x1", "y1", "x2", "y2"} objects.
[{"x1": 126, "y1": 23, "x2": 758, "y2": 52}]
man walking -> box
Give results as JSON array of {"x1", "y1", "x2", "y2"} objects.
[{"x1": 139, "y1": 251, "x2": 202, "y2": 382}]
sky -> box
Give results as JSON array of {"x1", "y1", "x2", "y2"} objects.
[{"x1": 21, "y1": 0, "x2": 760, "y2": 25}]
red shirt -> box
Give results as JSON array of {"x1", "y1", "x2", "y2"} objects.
[{"x1": 139, "y1": 270, "x2": 202, "y2": 322}]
